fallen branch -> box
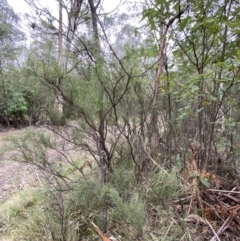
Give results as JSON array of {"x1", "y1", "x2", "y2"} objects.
[
  {"x1": 208, "y1": 189, "x2": 240, "y2": 195},
  {"x1": 162, "y1": 220, "x2": 174, "y2": 240},
  {"x1": 185, "y1": 214, "x2": 208, "y2": 225}
]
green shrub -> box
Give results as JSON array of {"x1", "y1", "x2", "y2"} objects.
[
  {"x1": 0, "y1": 91, "x2": 29, "y2": 125},
  {"x1": 143, "y1": 167, "x2": 181, "y2": 205},
  {"x1": 110, "y1": 165, "x2": 136, "y2": 201}
]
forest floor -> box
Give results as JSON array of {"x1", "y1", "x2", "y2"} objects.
[
  {"x1": 1, "y1": 126, "x2": 240, "y2": 241},
  {"x1": 0, "y1": 124, "x2": 92, "y2": 201},
  {"x1": 0, "y1": 124, "x2": 104, "y2": 241},
  {"x1": 0, "y1": 127, "x2": 39, "y2": 201}
]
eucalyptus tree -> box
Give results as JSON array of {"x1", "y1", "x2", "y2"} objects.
[
  {"x1": 142, "y1": 0, "x2": 189, "y2": 160},
  {"x1": 143, "y1": 0, "x2": 240, "y2": 170}
]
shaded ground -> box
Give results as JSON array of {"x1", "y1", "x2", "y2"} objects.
[
  {"x1": 0, "y1": 127, "x2": 38, "y2": 200},
  {"x1": 0, "y1": 124, "x2": 92, "y2": 200},
  {"x1": 1, "y1": 126, "x2": 239, "y2": 240}
]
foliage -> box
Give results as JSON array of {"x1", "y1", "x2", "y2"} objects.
[
  {"x1": 143, "y1": 167, "x2": 181, "y2": 205},
  {"x1": 1, "y1": 0, "x2": 240, "y2": 240},
  {"x1": 0, "y1": 188, "x2": 46, "y2": 240},
  {"x1": 5, "y1": 92, "x2": 28, "y2": 123}
]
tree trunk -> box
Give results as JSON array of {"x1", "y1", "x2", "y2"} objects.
[
  {"x1": 0, "y1": 67, "x2": 10, "y2": 127},
  {"x1": 88, "y1": 0, "x2": 109, "y2": 233},
  {"x1": 55, "y1": 0, "x2": 64, "y2": 113},
  {"x1": 54, "y1": 0, "x2": 84, "y2": 114},
  {"x1": 149, "y1": 6, "x2": 188, "y2": 157}
]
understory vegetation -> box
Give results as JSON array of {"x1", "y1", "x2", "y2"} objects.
[{"x1": 1, "y1": 0, "x2": 240, "y2": 240}]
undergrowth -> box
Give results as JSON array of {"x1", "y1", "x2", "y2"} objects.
[
  {"x1": 0, "y1": 128, "x2": 187, "y2": 241},
  {"x1": 0, "y1": 165, "x2": 184, "y2": 241}
]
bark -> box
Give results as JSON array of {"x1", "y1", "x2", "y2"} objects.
[
  {"x1": 55, "y1": 0, "x2": 84, "y2": 114},
  {"x1": 0, "y1": 66, "x2": 10, "y2": 127},
  {"x1": 152, "y1": 4, "x2": 189, "y2": 104},
  {"x1": 55, "y1": 1, "x2": 64, "y2": 113},
  {"x1": 90, "y1": 221, "x2": 112, "y2": 241},
  {"x1": 150, "y1": 5, "x2": 189, "y2": 156},
  {"x1": 204, "y1": 0, "x2": 233, "y2": 171},
  {"x1": 88, "y1": 0, "x2": 109, "y2": 233}
]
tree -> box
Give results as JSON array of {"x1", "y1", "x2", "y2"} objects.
[
  {"x1": 141, "y1": 0, "x2": 240, "y2": 171},
  {"x1": 0, "y1": 0, "x2": 25, "y2": 126},
  {"x1": 18, "y1": 0, "x2": 146, "y2": 235},
  {"x1": 3, "y1": 0, "x2": 240, "y2": 240}
]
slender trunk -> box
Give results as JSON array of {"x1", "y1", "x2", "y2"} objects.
[
  {"x1": 149, "y1": 6, "x2": 188, "y2": 157},
  {"x1": 54, "y1": 0, "x2": 83, "y2": 114},
  {"x1": 0, "y1": 69, "x2": 10, "y2": 127},
  {"x1": 58, "y1": 1, "x2": 63, "y2": 113},
  {"x1": 0, "y1": 61, "x2": 9, "y2": 126},
  {"x1": 88, "y1": 0, "x2": 109, "y2": 232},
  {"x1": 165, "y1": 58, "x2": 173, "y2": 160},
  {"x1": 55, "y1": 1, "x2": 64, "y2": 113},
  {"x1": 204, "y1": 0, "x2": 232, "y2": 171},
  {"x1": 197, "y1": 67, "x2": 204, "y2": 145}
]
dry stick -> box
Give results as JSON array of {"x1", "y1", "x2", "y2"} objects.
[
  {"x1": 30, "y1": 166, "x2": 42, "y2": 185},
  {"x1": 208, "y1": 189, "x2": 240, "y2": 194},
  {"x1": 210, "y1": 214, "x2": 234, "y2": 241},
  {"x1": 162, "y1": 220, "x2": 174, "y2": 240},
  {"x1": 180, "y1": 233, "x2": 186, "y2": 241},
  {"x1": 138, "y1": 135, "x2": 169, "y2": 175},
  {"x1": 185, "y1": 214, "x2": 208, "y2": 225},
  {"x1": 149, "y1": 232, "x2": 158, "y2": 241},
  {"x1": 205, "y1": 218, "x2": 221, "y2": 241},
  {"x1": 172, "y1": 195, "x2": 192, "y2": 204},
  {"x1": 90, "y1": 220, "x2": 112, "y2": 241},
  {"x1": 187, "y1": 195, "x2": 194, "y2": 216}
]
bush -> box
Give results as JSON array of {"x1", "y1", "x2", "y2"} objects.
[
  {"x1": 7, "y1": 92, "x2": 28, "y2": 123},
  {"x1": 143, "y1": 167, "x2": 181, "y2": 205},
  {"x1": 0, "y1": 91, "x2": 28, "y2": 126}
]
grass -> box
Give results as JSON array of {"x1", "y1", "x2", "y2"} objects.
[
  {"x1": 0, "y1": 126, "x2": 190, "y2": 241},
  {"x1": 0, "y1": 188, "x2": 46, "y2": 240},
  {"x1": 0, "y1": 168, "x2": 184, "y2": 241}
]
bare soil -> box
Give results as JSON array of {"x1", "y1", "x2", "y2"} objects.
[
  {"x1": 0, "y1": 124, "x2": 93, "y2": 200},
  {"x1": 0, "y1": 127, "x2": 48, "y2": 201}
]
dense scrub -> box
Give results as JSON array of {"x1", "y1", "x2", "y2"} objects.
[{"x1": 1, "y1": 0, "x2": 240, "y2": 240}]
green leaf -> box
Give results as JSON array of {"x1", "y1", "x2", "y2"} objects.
[
  {"x1": 179, "y1": 17, "x2": 189, "y2": 31},
  {"x1": 200, "y1": 177, "x2": 210, "y2": 188},
  {"x1": 224, "y1": 20, "x2": 240, "y2": 29}
]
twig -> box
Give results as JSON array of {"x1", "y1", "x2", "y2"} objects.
[
  {"x1": 31, "y1": 166, "x2": 42, "y2": 185},
  {"x1": 210, "y1": 214, "x2": 234, "y2": 241},
  {"x1": 172, "y1": 196, "x2": 192, "y2": 204},
  {"x1": 185, "y1": 214, "x2": 208, "y2": 225},
  {"x1": 205, "y1": 218, "x2": 221, "y2": 241},
  {"x1": 187, "y1": 195, "x2": 194, "y2": 216},
  {"x1": 162, "y1": 220, "x2": 174, "y2": 240},
  {"x1": 149, "y1": 232, "x2": 158, "y2": 241},
  {"x1": 208, "y1": 189, "x2": 240, "y2": 194},
  {"x1": 138, "y1": 135, "x2": 169, "y2": 175},
  {"x1": 180, "y1": 233, "x2": 186, "y2": 241},
  {"x1": 90, "y1": 220, "x2": 112, "y2": 241}
]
